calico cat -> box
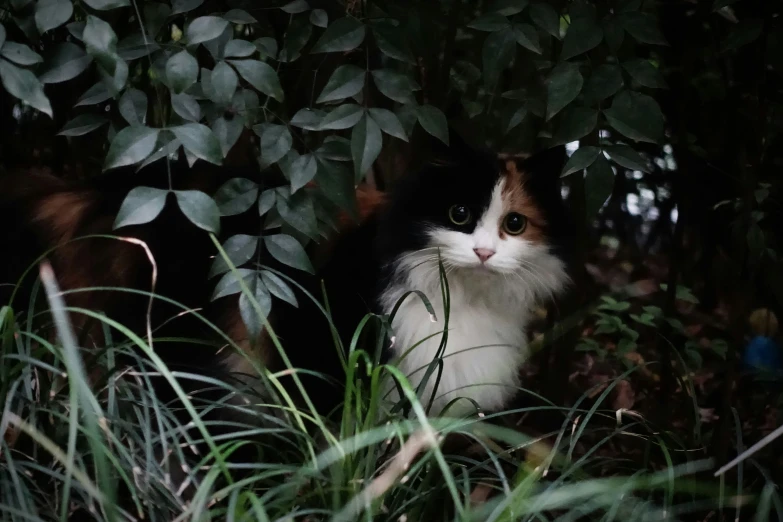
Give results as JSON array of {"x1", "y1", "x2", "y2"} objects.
[
  {"x1": 0, "y1": 132, "x2": 571, "y2": 423},
  {"x1": 273, "y1": 135, "x2": 573, "y2": 417}
]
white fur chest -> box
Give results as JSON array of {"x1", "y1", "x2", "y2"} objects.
[{"x1": 380, "y1": 265, "x2": 539, "y2": 416}]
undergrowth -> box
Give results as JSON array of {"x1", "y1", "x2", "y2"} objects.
[{"x1": 0, "y1": 237, "x2": 777, "y2": 522}]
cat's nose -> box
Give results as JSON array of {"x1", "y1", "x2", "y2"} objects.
[{"x1": 473, "y1": 248, "x2": 495, "y2": 263}]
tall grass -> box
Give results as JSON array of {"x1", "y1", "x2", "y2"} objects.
[{"x1": 0, "y1": 239, "x2": 776, "y2": 521}]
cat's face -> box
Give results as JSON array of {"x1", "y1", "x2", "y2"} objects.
[
  {"x1": 425, "y1": 157, "x2": 553, "y2": 273},
  {"x1": 378, "y1": 143, "x2": 572, "y2": 301}
]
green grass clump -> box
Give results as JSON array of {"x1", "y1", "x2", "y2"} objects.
[{"x1": 0, "y1": 247, "x2": 775, "y2": 521}]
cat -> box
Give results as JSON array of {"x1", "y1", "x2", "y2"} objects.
[
  {"x1": 0, "y1": 132, "x2": 572, "y2": 423},
  {"x1": 271, "y1": 133, "x2": 573, "y2": 418}
]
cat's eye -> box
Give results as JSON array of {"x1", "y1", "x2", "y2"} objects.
[
  {"x1": 448, "y1": 205, "x2": 472, "y2": 226},
  {"x1": 503, "y1": 213, "x2": 527, "y2": 235}
]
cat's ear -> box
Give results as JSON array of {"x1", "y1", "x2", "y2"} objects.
[{"x1": 503, "y1": 145, "x2": 566, "y2": 184}]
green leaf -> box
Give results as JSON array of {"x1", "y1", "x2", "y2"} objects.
[
  {"x1": 35, "y1": 0, "x2": 73, "y2": 34},
  {"x1": 622, "y1": 58, "x2": 667, "y2": 89},
  {"x1": 1, "y1": 42, "x2": 42, "y2": 65},
  {"x1": 546, "y1": 62, "x2": 583, "y2": 120},
  {"x1": 76, "y1": 82, "x2": 110, "y2": 106},
  {"x1": 277, "y1": 190, "x2": 318, "y2": 237},
  {"x1": 98, "y1": 59, "x2": 127, "y2": 96},
  {"x1": 483, "y1": 27, "x2": 517, "y2": 88},
  {"x1": 602, "y1": 19, "x2": 625, "y2": 53},
  {"x1": 506, "y1": 106, "x2": 527, "y2": 132},
  {"x1": 254, "y1": 123, "x2": 292, "y2": 167},
  {"x1": 175, "y1": 190, "x2": 221, "y2": 233},
  {"x1": 57, "y1": 114, "x2": 109, "y2": 136},
  {"x1": 171, "y1": 92, "x2": 201, "y2": 122},
  {"x1": 369, "y1": 108, "x2": 407, "y2": 141},
  {"x1": 258, "y1": 189, "x2": 276, "y2": 216},
  {"x1": 351, "y1": 114, "x2": 383, "y2": 180},
  {"x1": 560, "y1": 15, "x2": 602, "y2": 60},
  {"x1": 142, "y1": 140, "x2": 177, "y2": 174},
  {"x1": 315, "y1": 158, "x2": 357, "y2": 215},
  {"x1": 398, "y1": 99, "x2": 420, "y2": 129},
  {"x1": 213, "y1": 116, "x2": 244, "y2": 158},
  {"x1": 319, "y1": 103, "x2": 364, "y2": 130},
  {"x1": 229, "y1": 59, "x2": 284, "y2": 101},
  {"x1": 166, "y1": 51, "x2": 198, "y2": 93},
  {"x1": 215, "y1": 178, "x2": 259, "y2": 216},
  {"x1": 310, "y1": 9, "x2": 328, "y2": 28},
  {"x1": 710, "y1": 339, "x2": 728, "y2": 359},
  {"x1": 262, "y1": 271, "x2": 298, "y2": 307},
  {"x1": 416, "y1": 104, "x2": 449, "y2": 145},
  {"x1": 186, "y1": 16, "x2": 229, "y2": 45},
  {"x1": 316, "y1": 64, "x2": 366, "y2": 103},
  {"x1": 585, "y1": 154, "x2": 615, "y2": 222},
  {"x1": 239, "y1": 277, "x2": 272, "y2": 340},
  {"x1": 619, "y1": 13, "x2": 667, "y2": 46},
  {"x1": 553, "y1": 107, "x2": 598, "y2": 145},
  {"x1": 113, "y1": 187, "x2": 168, "y2": 228},
  {"x1": 713, "y1": 0, "x2": 740, "y2": 10},
  {"x1": 605, "y1": 144, "x2": 650, "y2": 173},
  {"x1": 119, "y1": 88, "x2": 147, "y2": 126},
  {"x1": 603, "y1": 90, "x2": 664, "y2": 143},
  {"x1": 264, "y1": 234, "x2": 313, "y2": 273},
  {"x1": 171, "y1": 123, "x2": 222, "y2": 166},
  {"x1": 372, "y1": 23, "x2": 415, "y2": 64},
  {"x1": 211, "y1": 61, "x2": 238, "y2": 105},
  {"x1": 82, "y1": 15, "x2": 118, "y2": 68},
  {"x1": 254, "y1": 37, "x2": 278, "y2": 60},
  {"x1": 83, "y1": 0, "x2": 129, "y2": 9},
  {"x1": 209, "y1": 234, "x2": 258, "y2": 278},
  {"x1": 488, "y1": 0, "x2": 528, "y2": 16},
  {"x1": 82, "y1": 15, "x2": 128, "y2": 95},
  {"x1": 0, "y1": 23, "x2": 5, "y2": 50},
  {"x1": 513, "y1": 24, "x2": 542, "y2": 54},
  {"x1": 281, "y1": 0, "x2": 309, "y2": 13},
  {"x1": 104, "y1": 126, "x2": 159, "y2": 169},
  {"x1": 685, "y1": 348, "x2": 702, "y2": 369},
  {"x1": 212, "y1": 268, "x2": 255, "y2": 300},
  {"x1": 529, "y1": 3, "x2": 560, "y2": 38},
  {"x1": 618, "y1": 338, "x2": 637, "y2": 355},
  {"x1": 278, "y1": 17, "x2": 311, "y2": 62},
  {"x1": 223, "y1": 9, "x2": 257, "y2": 23},
  {"x1": 143, "y1": 3, "x2": 171, "y2": 38},
  {"x1": 311, "y1": 16, "x2": 365, "y2": 53},
  {"x1": 290, "y1": 108, "x2": 326, "y2": 130},
  {"x1": 583, "y1": 64, "x2": 623, "y2": 104},
  {"x1": 561, "y1": 146, "x2": 600, "y2": 177},
  {"x1": 467, "y1": 13, "x2": 509, "y2": 32},
  {"x1": 224, "y1": 39, "x2": 256, "y2": 58},
  {"x1": 39, "y1": 42, "x2": 92, "y2": 84},
  {"x1": 316, "y1": 137, "x2": 352, "y2": 162},
  {"x1": 721, "y1": 18, "x2": 763, "y2": 53},
  {"x1": 371, "y1": 69, "x2": 419, "y2": 104},
  {"x1": 204, "y1": 24, "x2": 232, "y2": 61},
  {"x1": 290, "y1": 153, "x2": 318, "y2": 193},
  {"x1": 0, "y1": 59, "x2": 53, "y2": 117},
  {"x1": 117, "y1": 34, "x2": 160, "y2": 60}
]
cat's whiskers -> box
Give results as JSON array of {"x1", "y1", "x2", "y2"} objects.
[{"x1": 510, "y1": 263, "x2": 559, "y2": 305}]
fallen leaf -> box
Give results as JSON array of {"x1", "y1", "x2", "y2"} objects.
[{"x1": 612, "y1": 379, "x2": 636, "y2": 410}]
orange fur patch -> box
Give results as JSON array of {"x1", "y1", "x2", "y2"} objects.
[
  {"x1": 32, "y1": 191, "x2": 94, "y2": 244},
  {"x1": 499, "y1": 159, "x2": 547, "y2": 243},
  {"x1": 338, "y1": 184, "x2": 388, "y2": 229}
]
